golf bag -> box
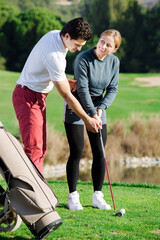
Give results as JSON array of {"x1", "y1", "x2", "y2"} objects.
[{"x1": 0, "y1": 122, "x2": 62, "y2": 239}]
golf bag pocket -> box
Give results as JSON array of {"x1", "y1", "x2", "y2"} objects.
[{"x1": 8, "y1": 177, "x2": 51, "y2": 224}]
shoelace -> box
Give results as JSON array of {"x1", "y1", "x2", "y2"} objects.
[
  {"x1": 69, "y1": 195, "x2": 80, "y2": 205},
  {"x1": 96, "y1": 194, "x2": 106, "y2": 205}
]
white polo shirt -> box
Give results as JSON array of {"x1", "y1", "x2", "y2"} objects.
[{"x1": 17, "y1": 30, "x2": 68, "y2": 93}]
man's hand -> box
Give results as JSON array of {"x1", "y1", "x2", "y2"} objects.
[
  {"x1": 67, "y1": 76, "x2": 77, "y2": 92},
  {"x1": 85, "y1": 117, "x2": 101, "y2": 133},
  {"x1": 92, "y1": 114, "x2": 102, "y2": 129}
]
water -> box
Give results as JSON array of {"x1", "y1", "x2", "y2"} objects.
[
  {"x1": 43, "y1": 159, "x2": 160, "y2": 185},
  {"x1": 79, "y1": 165, "x2": 160, "y2": 185}
]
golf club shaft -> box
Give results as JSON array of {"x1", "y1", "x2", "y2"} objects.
[{"x1": 99, "y1": 129, "x2": 116, "y2": 212}]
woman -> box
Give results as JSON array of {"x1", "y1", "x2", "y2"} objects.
[{"x1": 64, "y1": 29, "x2": 122, "y2": 210}]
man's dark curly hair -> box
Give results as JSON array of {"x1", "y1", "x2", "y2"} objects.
[{"x1": 60, "y1": 17, "x2": 92, "y2": 40}]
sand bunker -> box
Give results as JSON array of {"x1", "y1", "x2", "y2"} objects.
[{"x1": 135, "y1": 76, "x2": 160, "y2": 87}]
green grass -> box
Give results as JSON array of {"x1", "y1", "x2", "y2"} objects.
[
  {"x1": 106, "y1": 73, "x2": 160, "y2": 123},
  {"x1": 0, "y1": 180, "x2": 160, "y2": 239},
  {"x1": 0, "y1": 70, "x2": 20, "y2": 136},
  {"x1": 0, "y1": 70, "x2": 160, "y2": 135}
]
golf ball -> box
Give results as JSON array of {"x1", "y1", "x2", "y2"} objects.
[{"x1": 120, "y1": 209, "x2": 125, "y2": 215}]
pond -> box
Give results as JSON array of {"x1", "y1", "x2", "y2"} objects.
[
  {"x1": 43, "y1": 157, "x2": 160, "y2": 185},
  {"x1": 79, "y1": 165, "x2": 160, "y2": 185}
]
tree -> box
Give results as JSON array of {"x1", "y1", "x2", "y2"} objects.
[
  {"x1": 0, "y1": 0, "x2": 19, "y2": 29},
  {"x1": 109, "y1": 0, "x2": 128, "y2": 25},
  {"x1": 77, "y1": 0, "x2": 132, "y2": 72},
  {"x1": 5, "y1": 0, "x2": 57, "y2": 12},
  {"x1": 143, "y1": 3, "x2": 160, "y2": 72},
  {"x1": 0, "y1": 0, "x2": 19, "y2": 69},
  {"x1": 79, "y1": 0, "x2": 110, "y2": 36},
  {"x1": 0, "y1": 8, "x2": 63, "y2": 71},
  {"x1": 111, "y1": 0, "x2": 147, "y2": 72}
]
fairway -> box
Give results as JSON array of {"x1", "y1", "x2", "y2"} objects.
[
  {"x1": 106, "y1": 73, "x2": 160, "y2": 123},
  {"x1": 0, "y1": 70, "x2": 160, "y2": 135},
  {"x1": 0, "y1": 180, "x2": 160, "y2": 239}
]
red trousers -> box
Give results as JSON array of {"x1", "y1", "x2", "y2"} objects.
[{"x1": 12, "y1": 86, "x2": 48, "y2": 173}]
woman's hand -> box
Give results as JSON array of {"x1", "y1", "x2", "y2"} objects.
[
  {"x1": 67, "y1": 76, "x2": 77, "y2": 92},
  {"x1": 97, "y1": 108, "x2": 103, "y2": 119}
]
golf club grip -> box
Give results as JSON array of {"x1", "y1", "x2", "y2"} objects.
[{"x1": 99, "y1": 129, "x2": 116, "y2": 212}]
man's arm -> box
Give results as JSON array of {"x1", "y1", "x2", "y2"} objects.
[{"x1": 53, "y1": 79, "x2": 101, "y2": 133}]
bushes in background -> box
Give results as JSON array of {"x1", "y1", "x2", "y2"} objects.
[{"x1": 45, "y1": 114, "x2": 160, "y2": 166}]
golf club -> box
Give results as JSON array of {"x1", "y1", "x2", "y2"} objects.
[{"x1": 99, "y1": 129, "x2": 124, "y2": 217}]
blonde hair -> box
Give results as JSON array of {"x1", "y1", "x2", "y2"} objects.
[{"x1": 100, "y1": 29, "x2": 122, "y2": 49}]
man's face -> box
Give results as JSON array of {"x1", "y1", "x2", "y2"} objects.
[{"x1": 64, "y1": 33, "x2": 87, "y2": 53}]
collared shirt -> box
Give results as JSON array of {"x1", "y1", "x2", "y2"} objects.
[{"x1": 17, "y1": 30, "x2": 68, "y2": 93}]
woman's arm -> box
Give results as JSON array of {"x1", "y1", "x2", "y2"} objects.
[
  {"x1": 74, "y1": 57, "x2": 97, "y2": 117},
  {"x1": 97, "y1": 58, "x2": 120, "y2": 111}
]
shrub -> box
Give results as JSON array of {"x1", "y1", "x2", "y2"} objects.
[
  {"x1": 0, "y1": 8, "x2": 63, "y2": 71},
  {"x1": 45, "y1": 114, "x2": 160, "y2": 166}
]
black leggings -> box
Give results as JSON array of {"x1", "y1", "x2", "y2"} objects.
[{"x1": 64, "y1": 123, "x2": 107, "y2": 192}]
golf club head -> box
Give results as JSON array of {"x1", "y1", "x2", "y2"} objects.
[{"x1": 115, "y1": 212, "x2": 123, "y2": 217}]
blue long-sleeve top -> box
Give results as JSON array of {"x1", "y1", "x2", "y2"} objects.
[{"x1": 64, "y1": 47, "x2": 120, "y2": 125}]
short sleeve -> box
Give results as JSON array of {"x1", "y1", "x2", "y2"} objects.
[{"x1": 43, "y1": 52, "x2": 66, "y2": 82}]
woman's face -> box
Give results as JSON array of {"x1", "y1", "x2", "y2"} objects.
[{"x1": 96, "y1": 35, "x2": 116, "y2": 59}]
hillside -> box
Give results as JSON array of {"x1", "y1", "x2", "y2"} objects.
[
  {"x1": 56, "y1": 0, "x2": 158, "y2": 8},
  {"x1": 138, "y1": 0, "x2": 158, "y2": 7}
]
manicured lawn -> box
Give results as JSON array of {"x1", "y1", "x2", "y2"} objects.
[
  {"x1": 0, "y1": 180, "x2": 160, "y2": 239},
  {"x1": 0, "y1": 70, "x2": 20, "y2": 136},
  {"x1": 106, "y1": 73, "x2": 160, "y2": 123}
]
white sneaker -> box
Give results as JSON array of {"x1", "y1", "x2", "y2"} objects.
[
  {"x1": 92, "y1": 191, "x2": 111, "y2": 210},
  {"x1": 67, "y1": 191, "x2": 83, "y2": 210}
]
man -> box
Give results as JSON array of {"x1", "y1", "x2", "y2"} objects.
[{"x1": 12, "y1": 18, "x2": 102, "y2": 173}]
